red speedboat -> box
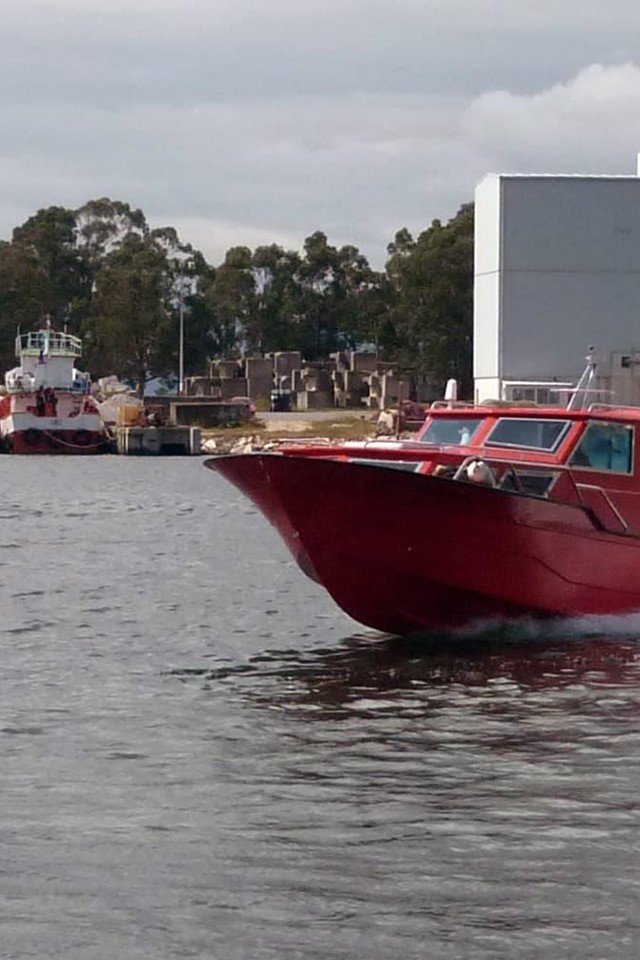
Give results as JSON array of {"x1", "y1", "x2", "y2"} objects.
[{"x1": 205, "y1": 358, "x2": 640, "y2": 635}]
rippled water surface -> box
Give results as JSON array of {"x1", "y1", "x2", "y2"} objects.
[{"x1": 2, "y1": 457, "x2": 640, "y2": 958}]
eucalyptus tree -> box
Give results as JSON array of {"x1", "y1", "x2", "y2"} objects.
[
  {"x1": 75, "y1": 198, "x2": 147, "y2": 258},
  {"x1": 201, "y1": 246, "x2": 256, "y2": 358},
  {"x1": 333, "y1": 243, "x2": 388, "y2": 352},
  {"x1": 0, "y1": 199, "x2": 152, "y2": 357},
  {"x1": 293, "y1": 231, "x2": 342, "y2": 359},
  {"x1": 78, "y1": 209, "x2": 213, "y2": 389},
  {"x1": 291, "y1": 232, "x2": 387, "y2": 357},
  {"x1": 10, "y1": 205, "x2": 92, "y2": 327},
  {"x1": 87, "y1": 233, "x2": 174, "y2": 395},
  {"x1": 0, "y1": 241, "x2": 50, "y2": 372},
  {"x1": 385, "y1": 203, "x2": 474, "y2": 395},
  {"x1": 249, "y1": 244, "x2": 302, "y2": 354}
]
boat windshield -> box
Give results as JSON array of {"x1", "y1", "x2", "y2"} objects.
[
  {"x1": 419, "y1": 417, "x2": 484, "y2": 446},
  {"x1": 568, "y1": 422, "x2": 634, "y2": 473},
  {"x1": 485, "y1": 418, "x2": 570, "y2": 452}
]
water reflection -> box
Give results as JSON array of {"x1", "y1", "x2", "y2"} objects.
[
  {"x1": 172, "y1": 626, "x2": 640, "y2": 720},
  {"x1": 167, "y1": 624, "x2": 640, "y2": 959}
]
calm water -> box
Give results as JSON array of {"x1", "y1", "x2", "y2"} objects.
[{"x1": 2, "y1": 458, "x2": 640, "y2": 959}]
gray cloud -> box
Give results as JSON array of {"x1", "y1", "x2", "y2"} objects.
[{"x1": 2, "y1": 2, "x2": 640, "y2": 266}]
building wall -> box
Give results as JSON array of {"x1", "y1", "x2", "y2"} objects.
[
  {"x1": 474, "y1": 174, "x2": 640, "y2": 400},
  {"x1": 473, "y1": 175, "x2": 502, "y2": 386}
]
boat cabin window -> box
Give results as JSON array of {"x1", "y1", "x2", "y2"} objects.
[
  {"x1": 499, "y1": 471, "x2": 556, "y2": 496},
  {"x1": 419, "y1": 417, "x2": 484, "y2": 446},
  {"x1": 486, "y1": 418, "x2": 570, "y2": 452},
  {"x1": 354, "y1": 459, "x2": 421, "y2": 472},
  {"x1": 568, "y1": 422, "x2": 633, "y2": 473}
]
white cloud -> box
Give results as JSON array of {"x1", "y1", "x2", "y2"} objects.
[
  {"x1": 161, "y1": 215, "x2": 302, "y2": 262},
  {"x1": 463, "y1": 63, "x2": 640, "y2": 172}
]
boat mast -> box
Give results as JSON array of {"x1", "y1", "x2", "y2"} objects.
[{"x1": 567, "y1": 347, "x2": 597, "y2": 411}]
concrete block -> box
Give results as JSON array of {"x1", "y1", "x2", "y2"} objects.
[
  {"x1": 274, "y1": 351, "x2": 302, "y2": 375},
  {"x1": 185, "y1": 376, "x2": 217, "y2": 397},
  {"x1": 211, "y1": 360, "x2": 241, "y2": 379},
  {"x1": 170, "y1": 400, "x2": 251, "y2": 428},
  {"x1": 245, "y1": 357, "x2": 273, "y2": 379},
  {"x1": 291, "y1": 370, "x2": 304, "y2": 391},
  {"x1": 302, "y1": 370, "x2": 333, "y2": 392},
  {"x1": 220, "y1": 377, "x2": 248, "y2": 400},
  {"x1": 246, "y1": 377, "x2": 273, "y2": 401},
  {"x1": 332, "y1": 370, "x2": 346, "y2": 391},
  {"x1": 349, "y1": 351, "x2": 378, "y2": 373},
  {"x1": 382, "y1": 374, "x2": 403, "y2": 395},
  {"x1": 296, "y1": 389, "x2": 333, "y2": 410},
  {"x1": 344, "y1": 370, "x2": 366, "y2": 391},
  {"x1": 330, "y1": 351, "x2": 349, "y2": 371}
]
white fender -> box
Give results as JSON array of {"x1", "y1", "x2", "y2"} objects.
[{"x1": 465, "y1": 459, "x2": 495, "y2": 486}]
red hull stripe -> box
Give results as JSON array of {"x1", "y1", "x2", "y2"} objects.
[{"x1": 7, "y1": 429, "x2": 109, "y2": 455}]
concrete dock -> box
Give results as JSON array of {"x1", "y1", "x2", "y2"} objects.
[{"x1": 115, "y1": 425, "x2": 201, "y2": 455}]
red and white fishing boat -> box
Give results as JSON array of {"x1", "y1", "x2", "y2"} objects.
[
  {"x1": 206, "y1": 354, "x2": 640, "y2": 635},
  {"x1": 0, "y1": 324, "x2": 110, "y2": 454}
]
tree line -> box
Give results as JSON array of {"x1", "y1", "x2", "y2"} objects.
[{"x1": 0, "y1": 197, "x2": 474, "y2": 396}]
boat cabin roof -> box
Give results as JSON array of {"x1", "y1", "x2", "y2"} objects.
[
  {"x1": 413, "y1": 403, "x2": 640, "y2": 477},
  {"x1": 16, "y1": 329, "x2": 82, "y2": 359},
  {"x1": 424, "y1": 403, "x2": 640, "y2": 424}
]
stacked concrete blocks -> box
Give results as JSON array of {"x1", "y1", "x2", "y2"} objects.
[{"x1": 186, "y1": 349, "x2": 425, "y2": 411}]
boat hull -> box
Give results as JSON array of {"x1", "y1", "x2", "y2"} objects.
[
  {"x1": 206, "y1": 453, "x2": 640, "y2": 634},
  {"x1": 6, "y1": 428, "x2": 110, "y2": 455},
  {"x1": 0, "y1": 392, "x2": 109, "y2": 454}
]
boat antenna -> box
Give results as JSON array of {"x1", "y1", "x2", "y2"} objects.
[{"x1": 567, "y1": 346, "x2": 597, "y2": 411}]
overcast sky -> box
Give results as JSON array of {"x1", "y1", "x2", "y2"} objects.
[{"x1": 2, "y1": 0, "x2": 640, "y2": 266}]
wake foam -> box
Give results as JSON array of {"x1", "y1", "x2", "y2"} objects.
[{"x1": 449, "y1": 611, "x2": 640, "y2": 644}]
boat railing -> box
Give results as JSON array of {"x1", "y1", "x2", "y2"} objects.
[
  {"x1": 5, "y1": 370, "x2": 36, "y2": 393},
  {"x1": 16, "y1": 331, "x2": 82, "y2": 357},
  {"x1": 429, "y1": 400, "x2": 476, "y2": 410},
  {"x1": 573, "y1": 482, "x2": 629, "y2": 533},
  {"x1": 587, "y1": 402, "x2": 636, "y2": 413},
  {"x1": 450, "y1": 454, "x2": 630, "y2": 533}
]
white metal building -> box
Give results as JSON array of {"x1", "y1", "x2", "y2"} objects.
[{"x1": 474, "y1": 171, "x2": 640, "y2": 404}]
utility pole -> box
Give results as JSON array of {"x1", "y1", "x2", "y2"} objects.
[
  {"x1": 178, "y1": 293, "x2": 184, "y2": 396},
  {"x1": 177, "y1": 260, "x2": 195, "y2": 397}
]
